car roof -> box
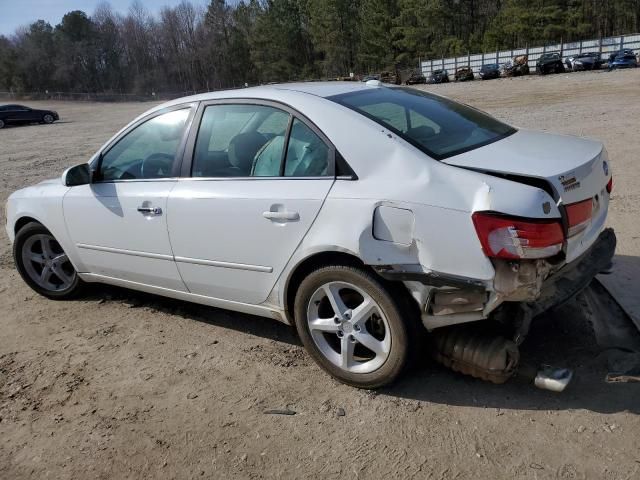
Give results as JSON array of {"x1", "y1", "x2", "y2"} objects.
[{"x1": 169, "y1": 82, "x2": 377, "y2": 105}]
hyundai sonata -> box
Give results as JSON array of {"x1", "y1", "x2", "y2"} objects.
[{"x1": 5, "y1": 81, "x2": 615, "y2": 388}]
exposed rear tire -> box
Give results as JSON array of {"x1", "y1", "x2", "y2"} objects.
[
  {"x1": 13, "y1": 222, "x2": 84, "y2": 299},
  {"x1": 293, "y1": 265, "x2": 419, "y2": 388}
]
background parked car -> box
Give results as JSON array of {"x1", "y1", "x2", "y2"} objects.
[
  {"x1": 536, "y1": 53, "x2": 565, "y2": 74},
  {"x1": 566, "y1": 52, "x2": 603, "y2": 71},
  {"x1": 0, "y1": 104, "x2": 59, "y2": 129},
  {"x1": 501, "y1": 55, "x2": 530, "y2": 77},
  {"x1": 427, "y1": 69, "x2": 449, "y2": 84},
  {"x1": 379, "y1": 71, "x2": 400, "y2": 85},
  {"x1": 454, "y1": 66, "x2": 474, "y2": 81},
  {"x1": 479, "y1": 63, "x2": 501, "y2": 80},
  {"x1": 608, "y1": 51, "x2": 638, "y2": 70},
  {"x1": 405, "y1": 72, "x2": 426, "y2": 85}
]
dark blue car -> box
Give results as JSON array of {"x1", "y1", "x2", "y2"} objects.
[{"x1": 608, "y1": 51, "x2": 638, "y2": 70}]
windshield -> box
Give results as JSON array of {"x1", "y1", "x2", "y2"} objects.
[{"x1": 328, "y1": 87, "x2": 516, "y2": 160}]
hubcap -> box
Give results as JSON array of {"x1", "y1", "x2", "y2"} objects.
[
  {"x1": 21, "y1": 234, "x2": 75, "y2": 291},
  {"x1": 307, "y1": 281, "x2": 391, "y2": 374}
]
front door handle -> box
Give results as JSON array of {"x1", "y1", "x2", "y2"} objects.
[
  {"x1": 137, "y1": 206, "x2": 163, "y2": 216},
  {"x1": 263, "y1": 211, "x2": 299, "y2": 221}
]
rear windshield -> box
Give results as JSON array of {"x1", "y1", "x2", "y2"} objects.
[{"x1": 328, "y1": 87, "x2": 515, "y2": 160}]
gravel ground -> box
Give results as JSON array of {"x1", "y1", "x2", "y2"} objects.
[{"x1": 1, "y1": 69, "x2": 640, "y2": 479}]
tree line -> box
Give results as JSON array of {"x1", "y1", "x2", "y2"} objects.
[{"x1": 0, "y1": 0, "x2": 639, "y2": 95}]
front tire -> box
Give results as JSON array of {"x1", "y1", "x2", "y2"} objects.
[
  {"x1": 43, "y1": 114, "x2": 54, "y2": 124},
  {"x1": 13, "y1": 222, "x2": 84, "y2": 299},
  {"x1": 293, "y1": 265, "x2": 415, "y2": 388}
]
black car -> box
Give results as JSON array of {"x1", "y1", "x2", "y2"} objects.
[
  {"x1": 479, "y1": 63, "x2": 500, "y2": 80},
  {"x1": 405, "y1": 73, "x2": 427, "y2": 85},
  {"x1": 0, "y1": 104, "x2": 59, "y2": 129},
  {"x1": 426, "y1": 69, "x2": 449, "y2": 84},
  {"x1": 536, "y1": 53, "x2": 565, "y2": 74},
  {"x1": 566, "y1": 52, "x2": 603, "y2": 71}
]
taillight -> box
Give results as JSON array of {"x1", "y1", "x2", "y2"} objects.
[
  {"x1": 606, "y1": 176, "x2": 613, "y2": 194},
  {"x1": 565, "y1": 198, "x2": 593, "y2": 237},
  {"x1": 472, "y1": 212, "x2": 564, "y2": 260}
]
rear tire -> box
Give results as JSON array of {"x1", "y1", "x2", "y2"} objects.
[
  {"x1": 293, "y1": 265, "x2": 418, "y2": 388},
  {"x1": 13, "y1": 222, "x2": 84, "y2": 299},
  {"x1": 0, "y1": 119, "x2": 5, "y2": 129}
]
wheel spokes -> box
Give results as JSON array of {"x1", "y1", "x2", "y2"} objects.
[
  {"x1": 354, "y1": 330, "x2": 386, "y2": 356},
  {"x1": 39, "y1": 265, "x2": 53, "y2": 284},
  {"x1": 340, "y1": 334, "x2": 355, "y2": 369},
  {"x1": 323, "y1": 284, "x2": 349, "y2": 320},
  {"x1": 350, "y1": 296, "x2": 377, "y2": 327},
  {"x1": 28, "y1": 253, "x2": 45, "y2": 265},
  {"x1": 309, "y1": 316, "x2": 340, "y2": 333}
]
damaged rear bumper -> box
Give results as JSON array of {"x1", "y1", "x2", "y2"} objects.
[
  {"x1": 527, "y1": 227, "x2": 616, "y2": 316},
  {"x1": 375, "y1": 228, "x2": 616, "y2": 330}
]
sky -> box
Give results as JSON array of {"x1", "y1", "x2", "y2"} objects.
[{"x1": 0, "y1": 0, "x2": 210, "y2": 36}]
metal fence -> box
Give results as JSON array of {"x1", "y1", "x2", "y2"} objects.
[{"x1": 420, "y1": 33, "x2": 640, "y2": 75}]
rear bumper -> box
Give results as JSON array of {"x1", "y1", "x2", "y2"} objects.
[{"x1": 528, "y1": 227, "x2": 616, "y2": 315}]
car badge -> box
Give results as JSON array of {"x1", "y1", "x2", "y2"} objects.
[
  {"x1": 542, "y1": 202, "x2": 551, "y2": 214},
  {"x1": 602, "y1": 160, "x2": 609, "y2": 176},
  {"x1": 558, "y1": 173, "x2": 581, "y2": 192}
]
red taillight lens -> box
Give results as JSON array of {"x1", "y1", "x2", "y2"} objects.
[
  {"x1": 566, "y1": 198, "x2": 593, "y2": 237},
  {"x1": 472, "y1": 212, "x2": 564, "y2": 259},
  {"x1": 606, "y1": 176, "x2": 613, "y2": 194}
]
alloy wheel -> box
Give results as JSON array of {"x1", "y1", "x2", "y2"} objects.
[
  {"x1": 43, "y1": 114, "x2": 54, "y2": 124},
  {"x1": 306, "y1": 281, "x2": 391, "y2": 374},
  {"x1": 21, "y1": 234, "x2": 76, "y2": 291}
]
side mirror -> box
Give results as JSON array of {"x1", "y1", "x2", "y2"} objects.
[{"x1": 62, "y1": 163, "x2": 92, "y2": 187}]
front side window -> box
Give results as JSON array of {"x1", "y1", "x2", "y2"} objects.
[
  {"x1": 329, "y1": 87, "x2": 515, "y2": 159},
  {"x1": 99, "y1": 108, "x2": 190, "y2": 181}
]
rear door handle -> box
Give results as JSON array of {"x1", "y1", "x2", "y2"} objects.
[
  {"x1": 137, "y1": 206, "x2": 163, "y2": 216},
  {"x1": 263, "y1": 211, "x2": 299, "y2": 221}
]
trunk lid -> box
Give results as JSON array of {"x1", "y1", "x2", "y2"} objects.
[{"x1": 444, "y1": 129, "x2": 611, "y2": 262}]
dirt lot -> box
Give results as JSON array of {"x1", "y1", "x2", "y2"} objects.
[{"x1": 1, "y1": 70, "x2": 640, "y2": 479}]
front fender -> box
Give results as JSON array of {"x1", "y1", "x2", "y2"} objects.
[{"x1": 6, "y1": 185, "x2": 86, "y2": 273}]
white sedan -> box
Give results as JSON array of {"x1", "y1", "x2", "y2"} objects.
[{"x1": 5, "y1": 81, "x2": 615, "y2": 388}]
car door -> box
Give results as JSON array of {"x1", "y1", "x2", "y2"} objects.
[
  {"x1": 63, "y1": 105, "x2": 196, "y2": 290},
  {"x1": 167, "y1": 100, "x2": 335, "y2": 304},
  {"x1": 3, "y1": 105, "x2": 23, "y2": 124}
]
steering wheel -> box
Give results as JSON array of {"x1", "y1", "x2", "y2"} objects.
[{"x1": 141, "y1": 153, "x2": 174, "y2": 179}]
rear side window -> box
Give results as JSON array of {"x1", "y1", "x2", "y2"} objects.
[
  {"x1": 284, "y1": 119, "x2": 330, "y2": 176},
  {"x1": 329, "y1": 88, "x2": 515, "y2": 160},
  {"x1": 192, "y1": 103, "x2": 332, "y2": 178},
  {"x1": 192, "y1": 104, "x2": 290, "y2": 177}
]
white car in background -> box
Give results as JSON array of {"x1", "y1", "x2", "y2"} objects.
[{"x1": 5, "y1": 82, "x2": 615, "y2": 388}]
